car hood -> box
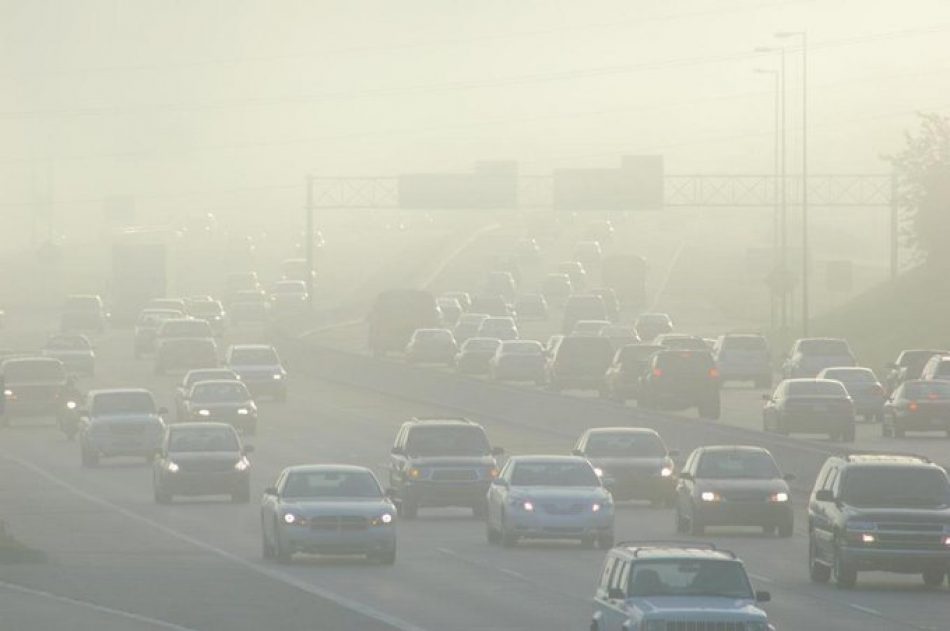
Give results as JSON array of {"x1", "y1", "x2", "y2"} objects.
[
  {"x1": 187, "y1": 401, "x2": 253, "y2": 410},
  {"x1": 509, "y1": 486, "x2": 609, "y2": 501},
  {"x1": 407, "y1": 455, "x2": 496, "y2": 467},
  {"x1": 279, "y1": 498, "x2": 394, "y2": 517},
  {"x1": 695, "y1": 478, "x2": 789, "y2": 493},
  {"x1": 231, "y1": 364, "x2": 281, "y2": 372},
  {"x1": 90, "y1": 413, "x2": 163, "y2": 424},
  {"x1": 168, "y1": 451, "x2": 242, "y2": 463},
  {"x1": 588, "y1": 456, "x2": 669, "y2": 471},
  {"x1": 631, "y1": 596, "x2": 765, "y2": 618}
]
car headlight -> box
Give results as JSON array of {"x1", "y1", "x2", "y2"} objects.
[
  {"x1": 282, "y1": 512, "x2": 306, "y2": 526},
  {"x1": 521, "y1": 500, "x2": 535, "y2": 512},
  {"x1": 660, "y1": 466, "x2": 673, "y2": 478},
  {"x1": 166, "y1": 461, "x2": 180, "y2": 473},
  {"x1": 272, "y1": 373, "x2": 283, "y2": 380},
  {"x1": 592, "y1": 502, "x2": 602, "y2": 512},
  {"x1": 700, "y1": 491, "x2": 721, "y2": 502},
  {"x1": 3, "y1": 389, "x2": 12, "y2": 397},
  {"x1": 66, "y1": 400, "x2": 77, "y2": 410},
  {"x1": 371, "y1": 513, "x2": 394, "y2": 527},
  {"x1": 593, "y1": 467, "x2": 604, "y2": 478},
  {"x1": 197, "y1": 409, "x2": 211, "y2": 417},
  {"x1": 234, "y1": 459, "x2": 249, "y2": 472},
  {"x1": 769, "y1": 491, "x2": 789, "y2": 503},
  {"x1": 236, "y1": 408, "x2": 250, "y2": 415},
  {"x1": 487, "y1": 467, "x2": 499, "y2": 479},
  {"x1": 407, "y1": 467, "x2": 422, "y2": 480}
]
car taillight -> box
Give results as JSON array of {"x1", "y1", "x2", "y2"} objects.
[
  {"x1": 708, "y1": 367, "x2": 720, "y2": 379},
  {"x1": 927, "y1": 393, "x2": 940, "y2": 401},
  {"x1": 652, "y1": 368, "x2": 663, "y2": 378},
  {"x1": 908, "y1": 401, "x2": 919, "y2": 412}
]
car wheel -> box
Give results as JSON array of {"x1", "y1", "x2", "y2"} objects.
[
  {"x1": 501, "y1": 514, "x2": 518, "y2": 548},
  {"x1": 834, "y1": 543, "x2": 857, "y2": 588},
  {"x1": 922, "y1": 568, "x2": 945, "y2": 587},
  {"x1": 809, "y1": 539, "x2": 831, "y2": 583},
  {"x1": 398, "y1": 499, "x2": 418, "y2": 520},
  {"x1": 261, "y1": 520, "x2": 274, "y2": 560},
  {"x1": 486, "y1": 521, "x2": 501, "y2": 545}
]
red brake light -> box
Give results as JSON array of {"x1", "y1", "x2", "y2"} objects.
[
  {"x1": 708, "y1": 367, "x2": 720, "y2": 379},
  {"x1": 928, "y1": 393, "x2": 939, "y2": 400},
  {"x1": 908, "y1": 401, "x2": 919, "y2": 412},
  {"x1": 653, "y1": 368, "x2": 663, "y2": 378}
]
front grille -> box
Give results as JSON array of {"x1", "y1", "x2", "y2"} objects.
[
  {"x1": 430, "y1": 469, "x2": 478, "y2": 482},
  {"x1": 874, "y1": 533, "x2": 945, "y2": 550},
  {"x1": 542, "y1": 503, "x2": 585, "y2": 515},
  {"x1": 720, "y1": 490, "x2": 768, "y2": 502},
  {"x1": 309, "y1": 516, "x2": 368, "y2": 531},
  {"x1": 109, "y1": 423, "x2": 148, "y2": 435},
  {"x1": 176, "y1": 460, "x2": 236, "y2": 473},
  {"x1": 10, "y1": 385, "x2": 60, "y2": 401},
  {"x1": 663, "y1": 621, "x2": 748, "y2": 631},
  {"x1": 877, "y1": 522, "x2": 944, "y2": 532}
]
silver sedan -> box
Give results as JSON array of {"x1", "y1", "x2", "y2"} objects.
[
  {"x1": 486, "y1": 455, "x2": 614, "y2": 548},
  {"x1": 260, "y1": 465, "x2": 397, "y2": 564}
]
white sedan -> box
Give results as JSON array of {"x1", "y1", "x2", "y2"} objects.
[
  {"x1": 261, "y1": 465, "x2": 397, "y2": 564},
  {"x1": 486, "y1": 455, "x2": 614, "y2": 548}
]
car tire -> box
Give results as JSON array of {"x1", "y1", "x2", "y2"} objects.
[
  {"x1": 842, "y1": 422, "x2": 856, "y2": 443},
  {"x1": 486, "y1": 521, "x2": 501, "y2": 545},
  {"x1": 501, "y1": 515, "x2": 518, "y2": 548},
  {"x1": 809, "y1": 539, "x2": 831, "y2": 583},
  {"x1": 834, "y1": 543, "x2": 857, "y2": 589},
  {"x1": 922, "y1": 568, "x2": 945, "y2": 587},
  {"x1": 688, "y1": 507, "x2": 705, "y2": 536},
  {"x1": 261, "y1": 534, "x2": 274, "y2": 560}
]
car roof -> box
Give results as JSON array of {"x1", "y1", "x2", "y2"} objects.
[
  {"x1": 190, "y1": 379, "x2": 245, "y2": 387},
  {"x1": 282, "y1": 464, "x2": 374, "y2": 474},
  {"x1": 842, "y1": 453, "x2": 933, "y2": 466},
  {"x1": 3, "y1": 356, "x2": 62, "y2": 365},
  {"x1": 508, "y1": 455, "x2": 588, "y2": 464},
  {"x1": 406, "y1": 417, "x2": 479, "y2": 427},
  {"x1": 228, "y1": 344, "x2": 275, "y2": 351},
  {"x1": 88, "y1": 388, "x2": 152, "y2": 396},
  {"x1": 586, "y1": 427, "x2": 660, "y2": 437},
  {"x1": 696, "y1": 445, "x2": 771, "y2": 455},
  {"x1": 168, "y1": 422, "x2": 237, "y2": 432},
  {"x1": 613, "y1": 544, "x2": 738, "y2": 562}
]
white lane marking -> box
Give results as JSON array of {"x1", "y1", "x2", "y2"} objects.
[
  {"x1": 0, "y1": 580, "x2": 200, "y2": 631},
  {"x1": 849, "y1": 604, "x2": 882, "y2": 617},
  {"x1": 498, "y1": 568, "x2": 528, "y2": 581},
  {"x1": 4, "y1": 454, "x2": 428, "y2": 631},
  {"x1": 748, "y1": 573, "x2": 773, "y2": 584}
]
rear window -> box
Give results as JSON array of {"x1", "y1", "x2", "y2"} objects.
[
  {"x1": 660, "y1": 336, "x2": 707, "y2": 350},
  {"x1": 654, "y1": 351, "x2": 714, "y2": 374},
  {"x1": 822, "y1": 369, "x2": 875, "y2": 382},
  {"x1": 618, "y1": 345, "x2": 662, "y2": 363},
  {"x1": 786, "y1": 380, "x2": 848, "y2": 396},
  {"x1": 502, "y1": 341, "x2": 542, "y2": 354},
  {"x1": 159, "y1": 320, "x2": 212, "y2": 338},
  {"x1": 721, "y1": 336, "x2": 767, "y2": 351},
  {"x1": 934, "y1": 360, "x2": 950, "y2": 376},
  {"x1": 188, "y1": 301, "x2": 223, "y2": 317},
  {"x1": 904, "y1": 382, "x2": 950, "y2": 398},
  {"x1": 696, "y1": 450, "x2": 781, "y2": 479},
  {"x1": 840, "y1": 467, "x2": 950, "y2": 508},
  {"x1": 799, "y1": 339, "x2": 850, "y2": 355},
  {"x1": 3, "y1": 360, "x2": 65, "y2": 382},
  {"x1": 557, "y1": 337, "x2": 614, "y2": 362},
  {"x1": 463, "y1": 339, "x2": 500, "y2": 352},
  {"x1": 229, "y1": 348, "x2": 279, "y2": 364},
  {"x1": 92, "y1": 391, "x2": 155, "y2": 415}
]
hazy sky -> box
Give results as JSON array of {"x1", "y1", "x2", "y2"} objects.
[{"x1": 2, "y1": 0, "x2": 949, "y2": 235}]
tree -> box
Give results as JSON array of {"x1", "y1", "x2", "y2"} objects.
[{"x1": 887, "y1": 113, "x2": 950, "y2": 269}]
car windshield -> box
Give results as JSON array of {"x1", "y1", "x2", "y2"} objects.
[
  {"x1": 627, "y1": 560, "x2": 753, "y2": 599},
  {"x1": 696, "y1": 451, "x2": 781, "y2": 479},
  {"x1": 557, "y1": 338, "x2": 614, "y2": 364},
  {"x1": 585, "y1": 433, "x2": 666, "y2": 458},
  {"x1": 800, "y1": 339, "x2": 850, "y2": 355},
  {"x1": 722, "y1": 336, "x2": 767, "y2": 351},
  {"x1": 189, "y1": 302, "x2": 223, "y2": 316},
  {"x1": 139, "y1": 311, "x2": 180, "y2": 325},
  {"x1": 415, "y1": 330, "x2": 452, "y2": 341},
  {"x1": 822, "y1": 369, "x2": 874, "y2": 382},
  {"x1": 481, "y1": 319, "x2": 514, "y2": 330},
  {"x1": 899, "y1": 350, "x2": 946, "y2": 367},
  {"x1": 502, "y1": 342, "x2": 541, "y2": 354},
  {"x1": 230, "y1": 348, "x2": 279, "y2": 364},
  {"x1": 405, "y1": 427, "x2": 490, "y2": 456},
  {"x1": 92, "y1": 392, "x2": 155, "y2": 415},
  {"x1": 185, "y1": 370, "x2": 236, "y2": 388},
  {"x1": 281, "y1": 470, "x2": 382, "y2": 499},
  {"x1": 3, "y1": 360, "x2": 65, "y2": 382},
  {"x1": 191, "y1": 382, "x2": 249, "y2": 402},
  {"x1": 169, "y1": 428, "x2": 239, "y2": 452},
  {"x1": 459, "y1": 314, "x2": 488, "y2": 326},
  {"x1": 903, "y1": 382, "x2": 950, "y2": 398},
  {"x1": 618, "y1": 346, "x2": 662, "y2": 363},
  {"x1": 160, "y1": 321, "x2": 211, "y2": 337},
  {"x1": 660, "y1": 336, "x2": 707, "y2": 350},
  {"x1": 786, "y1": 381, "x2": 847, "y2": 396},
  {"x1": 655, "y1": 352, "x2": 714, "y2": 375},
  {"x1": 46, "y1": 337, "x2": 89, "y2": 350},
  {"x1": 463, "y1": 339, "x2": 500, "y2": 352},
  {"x1": 840, "y1": 467, "x2": 950, "y2": 508},
  {"x1": 510, "y1": 462, "x2": 600, "y2": 486}
]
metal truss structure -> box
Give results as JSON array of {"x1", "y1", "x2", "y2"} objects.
[{"x1": 309, "y1": 174, "x2": 893, "y2": 209}]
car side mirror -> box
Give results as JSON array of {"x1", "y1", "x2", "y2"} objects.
[
  {"x1": 783, "y1": 473, "x2": 796, "y2": 482},
  {"x1": 679, "y1": 472, "x2": 693, "y2": 481},
  {"x1": 571, "y1": 448, "x2": 584, "y2": 456},
  {"x1": 607, "y1": 587, "x2": 625, "y2": 600},
  {"x1": 263, "y1": 486, "x2": 278, "y2": 496},
  {"x1": 815, "y1": 489, "x2": 835, "y2": 502},
  {"x1": 243, "y1": 445, "x2": 255, "y2": 454},
  {"x1": 755, "y1": 590, "x2": 771, "y2": 603},
  {"x1": 158, "y1": 407, "x2": 169, "y2": 415}
]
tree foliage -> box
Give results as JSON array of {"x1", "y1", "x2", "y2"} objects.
[{"x1": 887, "y1": 113, "x2": 950, "y2": 268}]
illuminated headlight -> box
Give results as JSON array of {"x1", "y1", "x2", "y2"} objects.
[
  {"x1": 700, "y1": 491, "x2": 721, "y2": 502},
  {"x1": 197, "y1": 409, "x2": 211, "y2": 417},
  {"x1": 272, "y1": 373, "x2": 283, "y2": 380},
  {"x1": 372, "y1": 513, "x2": 394, "y2": 527},
  {"x1": 769, "y1": 491, "x2": 789, "y2": 503},
  {"x1": 660, "y1": 466, "x2": 673, "y2": 478},
  {"x1": 66, "y1": 400, "x2": 77, "y2": 410},
  {"x1": 486, "y1": 467, "x2": 499, "y2": 479},
  {"x1": 592, "y1": 502, "x2": 602, "y2": 512},
  {"x1": 942, "y1": 535, "x2": 950, "y2": 546},
  {"x1": 234, "y1": 459, "x2": 249, "y2": 472},
  {"x1": 282, "y1": 512, "x2": 300, "y2": 525},
  {"x1": 166, "y1": 461, "x2": 180, "y2": 473},
  {"x1": 522, "y1": 500, "x2": 535, "y2": 512},
  {"x1": 3, "y1": 389, "x2": 12, "y2": 397},
  {"x1": 594, "y1": 467, "x2": 604, "y2": 478},
  {"x1": 860, "y1": 533, "x2": 876, "y2": 544},
  {"x1": 407, "y1": 467, "x2": 422, "y2": 479},
  {"x1": 236, "y1": 408, "x2": 250, "y2": 415}
]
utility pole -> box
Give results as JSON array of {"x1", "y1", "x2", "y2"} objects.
[
  {"x1": 754, "y1": 67, "x2": 780, "y2": 333},
  {"x1": 890, "y1": 172, "x2": 899, "y2": 279},
  {"x1": 305, "y1": 175, "x2": 315, "y2": 308}
]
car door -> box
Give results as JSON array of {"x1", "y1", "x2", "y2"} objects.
[
  {"x1": 811, "y1": 464, "x2": 839, "y2": 560},
  {"x1": 676, "y1": 450, "x2": 699, "y2": 515},
  {"x1": 488, "y1": 461, "x2": 513, "y2": 528},
  {"x1": 593, "y1": 555, "x2": 626, "y2": 631},
  {"x1": 389, "y1": 425, "x2": 410, "y2": 490},
  {"x1": 261, "y1": 471, "x2": 287, "y2": 542}
]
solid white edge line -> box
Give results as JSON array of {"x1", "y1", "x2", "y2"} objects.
[
  {"x1": 3, "y1": 453, "x2": 428, "y2": 631},
  {"x1": 848, "y1": 604, "x2": 882, "y2": 617},
  {"x1": 0, "y1": 580, "x2": 201, "y2": 631}
]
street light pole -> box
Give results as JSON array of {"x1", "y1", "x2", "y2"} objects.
[
  {"x1": 305, "y1": 175, "x2": 315, "y2": 309},
  {"x1": 755, "y1": 46, "x2": 788, "y2": 334},
  {"x1": 754, "y1": 67, "x2": 780, "y2": 333},
  {"x1": 777, "y1": 30, "x2": 808, "y2": 336}
]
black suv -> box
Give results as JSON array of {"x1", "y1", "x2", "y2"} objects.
[
  {"x1": 638, "y1": 350, "x2": 721, "y2": 419},
  {"x1": 808, "y1": 453, "x2": 950, "y2": 589},
  {"x1": 388, "y1": 418, "x2": 503, "y2": 519}
]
